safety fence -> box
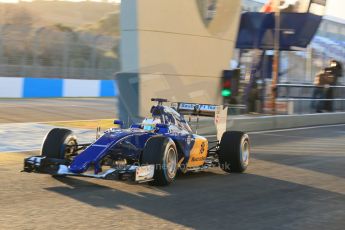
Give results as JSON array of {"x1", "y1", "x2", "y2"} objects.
[
  {"x1": 276, "y1": 84, "x2": 345, "y2": 114},
  {"x1": 0, "y1": 25, "x2": 120, "y2": 80}
]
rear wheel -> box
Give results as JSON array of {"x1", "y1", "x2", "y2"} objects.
[
  {"x1": 41, "y1": 128, "x2": 78, "y2": 161},
  {"x1": 142, "y1": 136, "x2": 178, "y2": 186},
  {"x1": 218, "y1": 131, "x2": 250, "y2": 173}
]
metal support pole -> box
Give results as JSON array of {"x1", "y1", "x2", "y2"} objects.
[
  {"x1": 271, "y1": 0, "x2": 281, "y2": 114},
  {"x1": 62, "y1": 32, "x2": 70, "y2": 79},
  {"x1": 306, "y1": 45, "x2": 313, "y2": 82},
  {"x1": 90, "y1": 36, "x2": 99, "y2": 79}
]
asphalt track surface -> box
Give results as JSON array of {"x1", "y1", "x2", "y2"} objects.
[
  {"x1": 0, "y1": 125, "x2": 344, "y2": 229},
  {"x1": 0, "y1": 98, "x2": 344, "y2": 229},
  {"x1": 0, "y1": 98, "x2": 117, "y2": 123}
]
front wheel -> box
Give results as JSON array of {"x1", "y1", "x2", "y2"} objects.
[
  {"x1": 142, "y1": 136, "x2": 178, "y2": 186},
  {"x1": 218, "y1": 131, "x2": 250, "y2": 173},
  {"x1": 41, "y1": 128, "x2": 78, "y2": 161}
]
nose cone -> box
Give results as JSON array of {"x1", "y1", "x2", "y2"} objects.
[
  {"x1": 68, "y1": 130, "x2": 136, "y2": 174},
  {"x1": 69, "y1": 161, "x2": 91, "y2": 174}
]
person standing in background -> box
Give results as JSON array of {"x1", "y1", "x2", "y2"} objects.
[
  {"x1": 312, "y1": 60, "x2": 342, "y2": 113},
  {"x1": 312, "y1": 71, "x2": 326, "y2": 113},
  {"x1": 324, "y1": 60, "x2": 343, "y2": 112}
]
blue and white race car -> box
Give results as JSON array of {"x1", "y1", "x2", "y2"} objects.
[{"x1": 24, "y1": 99, "x2": 250, "y2": 186}]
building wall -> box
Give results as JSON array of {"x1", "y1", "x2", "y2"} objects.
[{"x1": 120, "y1": 0, "x2": 241, "y2": 119}]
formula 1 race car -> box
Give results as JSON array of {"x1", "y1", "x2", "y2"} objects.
[{"x1": 23, "y1": 98, "x2": 250, "y2": 186}]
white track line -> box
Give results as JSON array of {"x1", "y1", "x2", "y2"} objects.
[
  {"x1": 248, "y1": 123, "x2": 345, "y2": 134},
  {"x1": 203, "y1": 123, "x2": 345, "y2": 138},
  {"x1": 0, "y1": 119, "x2": 114, "y2": 126}
]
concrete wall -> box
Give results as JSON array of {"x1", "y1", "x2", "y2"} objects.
[
  {"x1": 197, "y1": 113, "x2": 345, "y2": 135},
  {"x1": 119, "y1": 0, "x2": 241, "y2": 121},
  {"x1": 228, "y1": 113, "x2": 345, "y2": 132},
  {"x1": 0, "y1": 77, "x2": 117, "y2": 98}
]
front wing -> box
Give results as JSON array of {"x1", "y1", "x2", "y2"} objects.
[{"x1": 23, "y1": 156, "x2": 155, "y2": 183}]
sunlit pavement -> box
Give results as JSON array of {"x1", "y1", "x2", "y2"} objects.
[
  {"x1": 0, "y1": 98, "x2": 116, "y2": 152},
  {"x1": 0, "y1": 125, "x2": 344, "y2": 230},
  {"x1": 0, "y1": 123, "x2": 96, "y2": 152}
]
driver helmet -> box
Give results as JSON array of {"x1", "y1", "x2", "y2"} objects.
[{"x1": 142, "y1": 117, "x2": 161, "y2": 131}]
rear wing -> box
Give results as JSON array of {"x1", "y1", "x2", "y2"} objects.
[
  {"x1": 172, "y1": 103, "x2": 218, "y2": 117},
  {"x1": 172, "y1": 102, "x2": 228, "y2": 141}
]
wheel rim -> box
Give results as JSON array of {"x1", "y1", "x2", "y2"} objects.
[
  {"x1": 166, "y1": 147, "x2": 177, "y2": 179},
  {"x1": 64, "y1": 139, "x2": 77, "y2": 160},
  {"x1": 241, "y1": 139, "x2": 249, "y2": 166}
]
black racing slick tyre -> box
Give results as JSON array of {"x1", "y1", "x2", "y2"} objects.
[
  {"x1": 41, "y1": 128, "x2": 77, "y2": 160},
  {"x1": 142, "y1": 136, "x2": 178, "y2": 186},
  {"x1": 219, "y1": 131, "x2": 250, "y2": 173}
]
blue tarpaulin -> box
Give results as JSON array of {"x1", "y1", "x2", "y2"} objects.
[{"x1": 236, "y1": 12, "x2": 322, "y2": 50}]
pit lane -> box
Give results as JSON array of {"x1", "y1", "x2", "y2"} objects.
[{"x1": 1, "y1": 124, "x2": 344, "y2": 230}]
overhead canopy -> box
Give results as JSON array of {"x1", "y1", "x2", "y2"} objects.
[{"x1": 236, "y1": 12, "x2": 322, "y2": 50}]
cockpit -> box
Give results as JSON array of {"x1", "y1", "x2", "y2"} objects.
[{"x1": 141, "y1": 105, "x2": 192, "y2": 133}]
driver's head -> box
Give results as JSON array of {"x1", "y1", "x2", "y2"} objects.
[
  {"x1": 143, "y1": 118, "x2": 155, "y2": 131},
  {"x1": 142, "y1": 117, "x2": 161, "y2": 131}
]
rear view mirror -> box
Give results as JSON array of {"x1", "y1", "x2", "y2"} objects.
[
  {"x1": 156, "y1": 123, "x2": 169, "y2": 133},
  {"x1": 114, "y1": 120, "x2": 124, "y2": 128}
]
